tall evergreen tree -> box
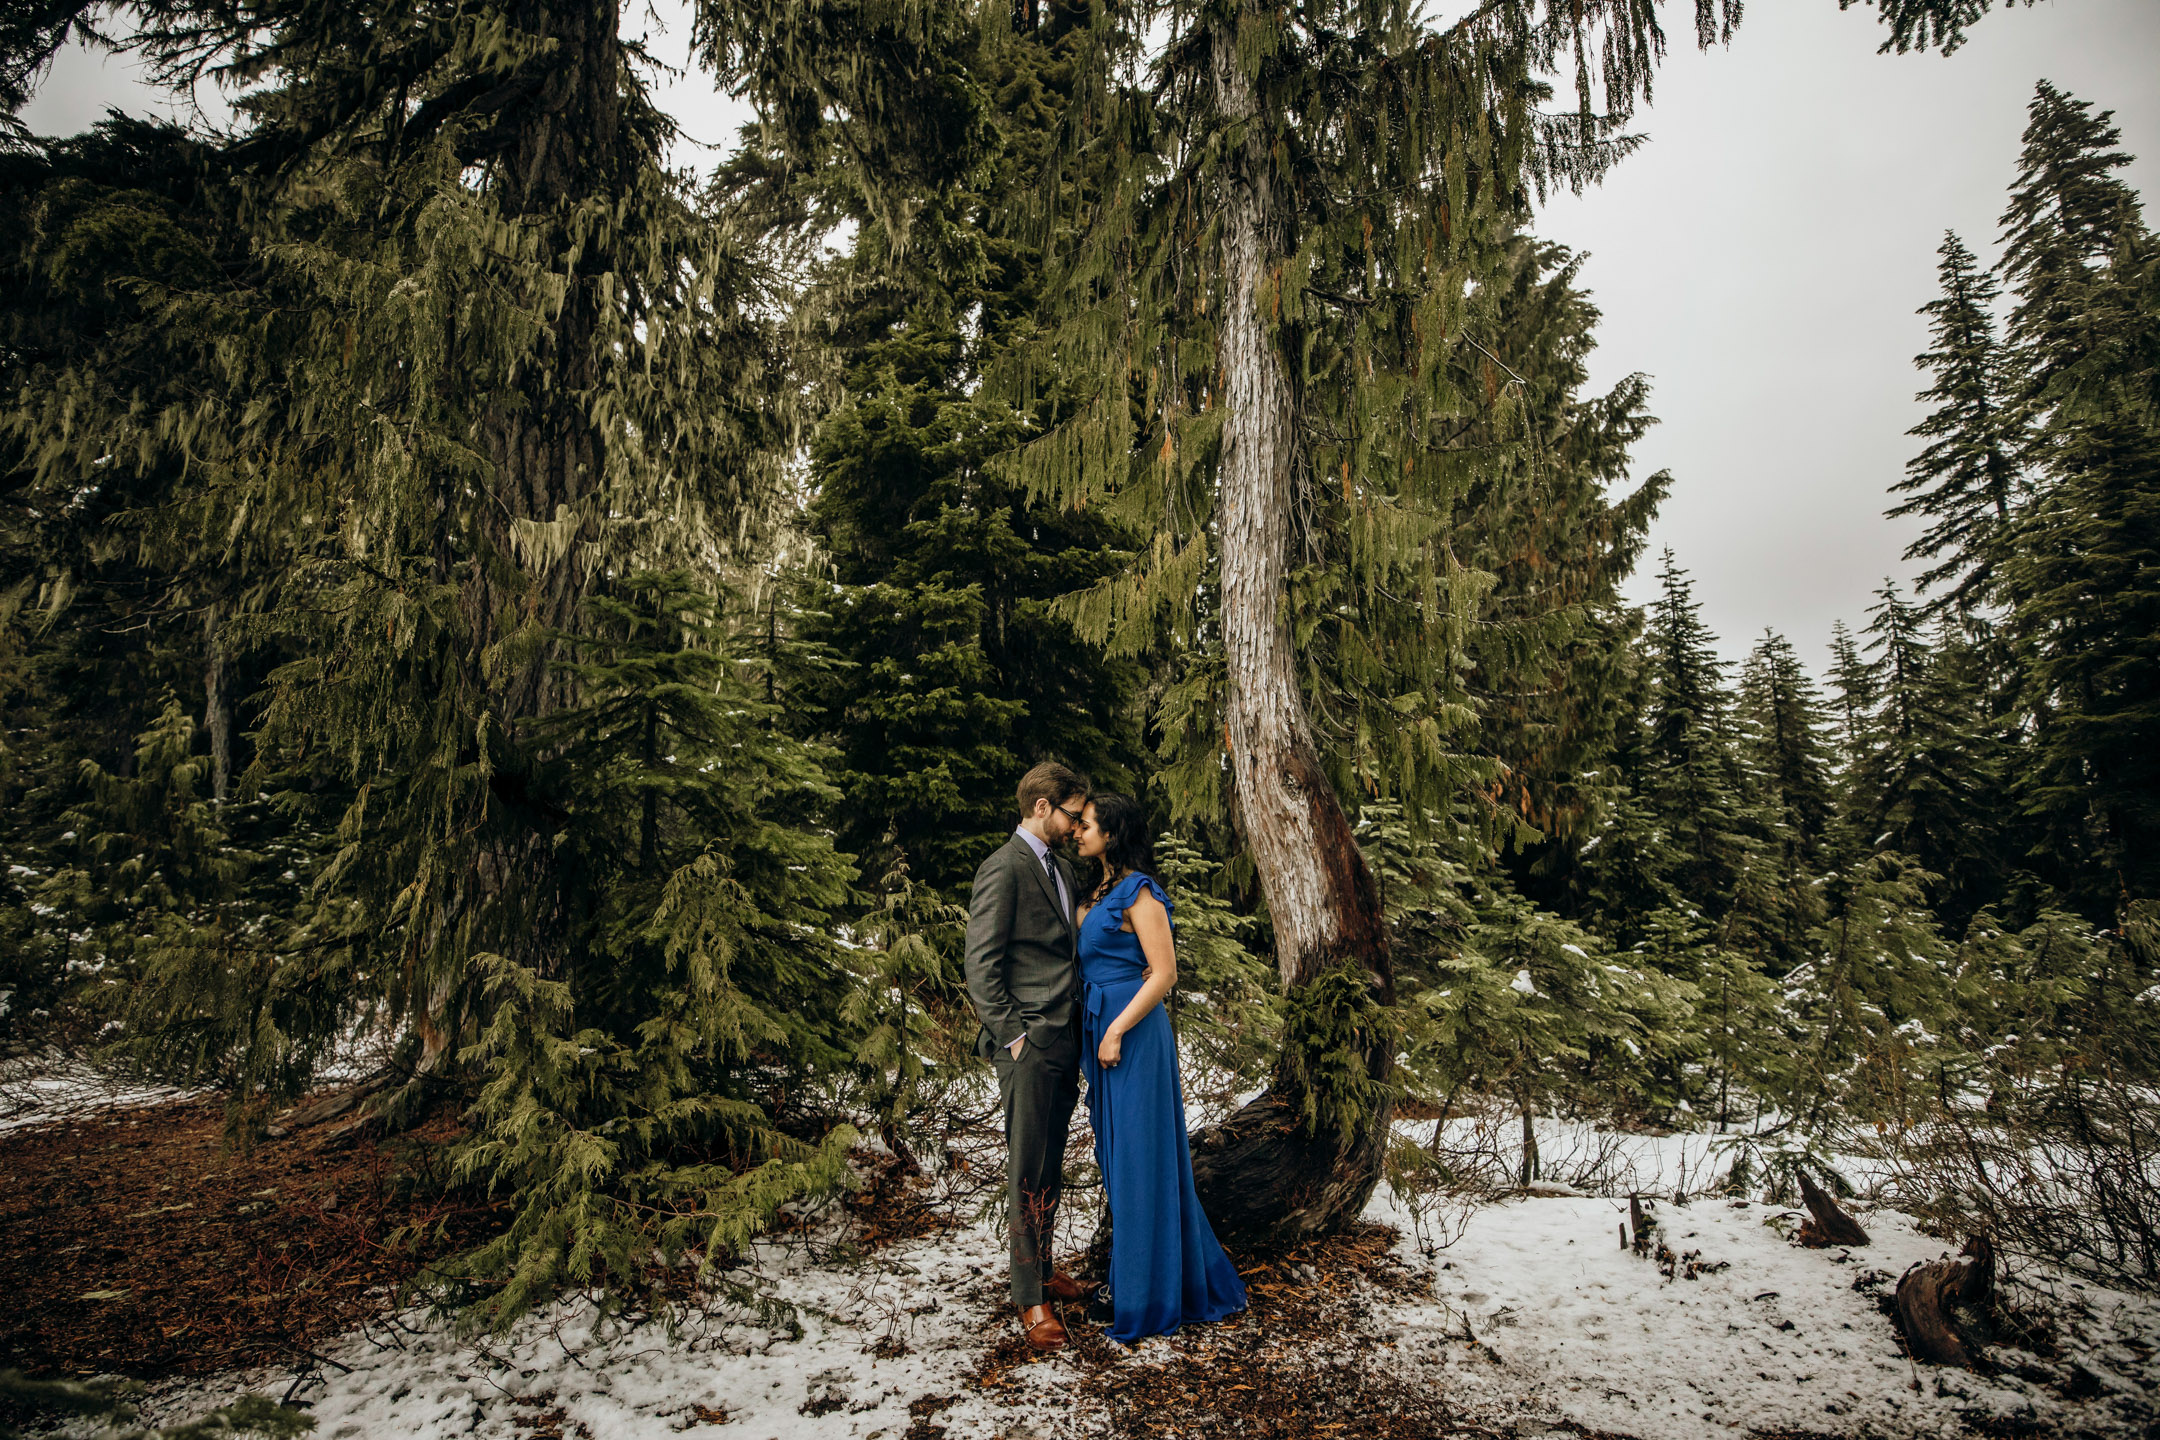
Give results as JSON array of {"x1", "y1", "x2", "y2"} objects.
[
  {"x1": 1632, "y1": 550, "x2": 1750, "y2": 917},
  {"x1": 794, "y1": 4, "x2": 1144, "y2": 899},
  {"x1": 1460, "y1": 236, "x2": 1669, "y2": 895},
  {"x1": 1825, "y1": 619, "x2": 1877, "y2": 764},
  {"x1": 1734, "y1": 630, "x2": 1836, "y2": 970},
  {"x1": 2000, "y1": 239, "x2": 2160, "y2": 913},
  {"x1": 6, "y1": 0, "x2": 869, "y2": 1323},
  {"x1": 0, "y1": 115, "x2": 314, "y2": 1052},
  {"x1": 1998, "y1": 81, "x2": 2145, "y2": 462},
  {"x1": 1846, "y1": 582, "x2": 2003, "y2": 925},
  {"x1": 1000, "y1": 0, "x2": 1733, "y2": 1242},
  {"x1": 1887, "y1": 232, "x2": 2023, "y2": 616},
  {"x1": 1994, "y1": 80, "x2": 2158, "y2": 915}
]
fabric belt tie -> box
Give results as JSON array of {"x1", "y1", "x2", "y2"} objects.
[{"x1": 1082, "y1": 976, "x2": 1142, "y2": 1023}]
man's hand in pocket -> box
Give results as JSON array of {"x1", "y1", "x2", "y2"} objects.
[{"x1": 1008, "y1": 1035, "x2": 1027, "y2": 1059}]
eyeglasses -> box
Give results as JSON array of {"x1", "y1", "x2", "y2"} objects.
[{"x1": 1053, "y1": 801, "x2": 1086, "y2": 825}]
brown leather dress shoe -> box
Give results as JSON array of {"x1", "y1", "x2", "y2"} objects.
[
  {"x1": 1042, "y1": 1270, "x2": 1087, "y2": 1304},
  {"x1": 1020, "y1": 1303, "x2": 1068, "y2": 1350}
]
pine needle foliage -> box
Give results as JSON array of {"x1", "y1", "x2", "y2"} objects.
[
  {"x1": 1370, "y1": 802, "x2": 1696, "y2": 1134},
  {"x1": 790, "y1": 1, "x2": 1149, "y2": 897},
  {"x1": 997, "y1": 0, "x2": 1732, "y2": 840},
  {"x1": 1888, "y1": 232, "x2": 2024, "y2": 617},
  {"x1": 1780, "y1": 852, "x2": 1957, "y2": 1135},
  {"x1": 1460, "y1": 236, "x2": 1669, "y2": 880},
  {"x1": 438, "y1": 568, "x2": 862, "y2": 1327},
  {"x1": 5, "y1": 0, "x2": 864, "y2": 1326},
  {"x1": 842, "y1": 840, "x2": 973, "y2": 1156},
  {"x1": 1994, "y1": 82, "x2": 2159, "y2": 912},
  {"x1": 1835, "y1": 0, "x2": 2037, "y2": 57},
  {"x1": 1734, "y1": 630, "x2": 1837, "y2": 971}
]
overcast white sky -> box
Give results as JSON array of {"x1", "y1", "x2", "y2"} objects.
[{"x1": 22, "y1": 0, "x2": 2158, "y2": 671}]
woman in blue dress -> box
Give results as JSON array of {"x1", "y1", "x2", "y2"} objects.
[{"x1": 1071, "y1": 793, "x2": 1247, "y2": 1344}]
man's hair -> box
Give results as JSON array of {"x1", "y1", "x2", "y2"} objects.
[{"x1": 1016, "y1": 761, "x2": 1088, "y2": 819}]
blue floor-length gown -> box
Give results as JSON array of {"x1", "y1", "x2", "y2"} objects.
[{"x1": 1078, "y1": 871, "x2": 1247, "y2": 1344}]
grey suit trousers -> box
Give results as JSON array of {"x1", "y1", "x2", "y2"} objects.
[
  {"x1": 966, "y1": 834, "x2": 1083, "y2": 1305},
  {"x1": 991, "y1": 1021, "x2": 1081, "y2": 1307}
]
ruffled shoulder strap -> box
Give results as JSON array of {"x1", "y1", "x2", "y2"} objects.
[{"x1": 1101, "y1": 871, "x2": 1174, "y2": 931}]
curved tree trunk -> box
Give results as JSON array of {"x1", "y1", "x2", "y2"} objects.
[{"x1": 1187, "y1": 11, "x2": 1396, "y2": 1248}]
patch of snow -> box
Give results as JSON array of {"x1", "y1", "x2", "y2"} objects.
[
  {"x1": 1366, "y1": 1184, "x2": 2159, "y2": 1440},
  {"x1": 154, "y1": 1214, "x2": 1075, "y2": 1440},
  {"x1": 0, "y1": 1051, "x2": 198, "y2": 1132}
]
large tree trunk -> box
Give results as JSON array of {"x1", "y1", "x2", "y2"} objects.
[
  {"x1": 1186, "y1": 11, "x2": 1396, "y2": 1248},
  {"x1": 418, "y1": 0, "x2": 625, "y2": 1071}
]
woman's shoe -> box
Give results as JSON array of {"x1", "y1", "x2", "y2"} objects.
[{"x1": 1084, "y1": 1286, "x2": 1115, "y2": 1325}]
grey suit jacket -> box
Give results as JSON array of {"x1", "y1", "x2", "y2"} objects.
[{"x1": 964, "y1": 833, "x2": 1080, "y2": 1058}]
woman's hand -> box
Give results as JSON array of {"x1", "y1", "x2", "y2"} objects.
[{"x1": 1097, "y1": 1028, "x2": 1124, "y2": 1068}]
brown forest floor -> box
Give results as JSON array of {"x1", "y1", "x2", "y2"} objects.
[
  {"x1": 2, "y1": 1102, "x2": 1902, "y2": 1440},
  {"x1": 0, "y1": 1096, "x2": 501, "y2": 1377}
]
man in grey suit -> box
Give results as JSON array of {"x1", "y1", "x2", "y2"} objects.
[{"x1": 965, "y1": 760, "x2": 1092, "y2": 1350}]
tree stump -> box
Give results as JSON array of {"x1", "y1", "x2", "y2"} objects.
[
  {"x1": 1795, "y1": 1170, "x2": 1870, "y2": 1247},
  {"x1": 1896, "y1": 1235, "x2": 1996, "y2": 1368}
]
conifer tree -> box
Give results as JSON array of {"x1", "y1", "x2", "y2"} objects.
[
  {"x1": 843, "y1": 843, "x2": 972, "y2": 1161},
  {"x1": 1999, "y1": 232, "x2": 2160, "y2": 912},
  {"x1": 1632, "y1": 550, "x2": 1751, "y2": 916},
  {"x1": 1825, "y1": 620, "x2": 1877, "y2": 764},
  {"x1": 449, "y1": 570, "x2": 862, "y2": 1322},
  {"x1": 1991, "y1": 83, "x2": 2157, "y2": 915},
  {"x1": 1843, "y1": 0, "x2": 2038, "y2": 56},
  {"x1": 1781, "y1": 853, "x2": 1956, "y2": 1135},
  {"x1": 997, "y1": 0, "x2": 1733, "y2": 1242},
  {"x1": 1376, "y1": 800, "x2": 1695, "y2": 1163},
  {"x1": 1734, "y1": 630, "x2": 1837, "y2": 970},
  {"x1": 1460, "y1": 236, "x2": 1669, "y2": 897},
  {"x1": 1630, "y1": 903, "x2": 1782, "y2": 1129},
  {"x1": 1846, "y1": 582, "x2": 2003, "y2": 926},
  {"x1": 0, "y1": 114, "x2": 316, "y2": 1052},
  {"x1": 1888, "y1": 232, "x2": 2024, "y2": 616},
  {"x1": 7, "y1": 0, "x2": 865, "y2": 1323},
  {"x1": 1998, "y1": 81, "x2": 2144, "y2": 463},
  {"x1": 793, "y1": 3, "x2": 1145, "y2": 898}
]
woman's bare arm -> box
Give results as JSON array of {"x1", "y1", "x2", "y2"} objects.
[{"x1": 1100, "y1": 888, "x2": 1176, "y2": 1063}]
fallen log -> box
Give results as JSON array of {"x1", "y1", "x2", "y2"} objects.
[
  {"x1": 1795, "y1": 1170, "x2": 1870, "y2": 1247},
  {"x1": 1896, "y1": 1234, "x2": 1996, "y2": 1368},
  {"x1": 264, "y1": 1070, "x2": 395, "y2": 1140}
]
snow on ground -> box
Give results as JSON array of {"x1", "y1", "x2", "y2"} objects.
[
  {"x1": 7, "y1": 1049, "x2": 2133, "y2": 1438},
  {"x1": 132, "y1": 1125, "x2": 2159, "y2": 1440},
  {"x1": 145, "y1": 1206, "x2": 1082, "y2": 1440},
  {"x1": 0, "y1": 1050, "x2": 196, "y2": 1132},
  {"x1": 1367, "y1": 1184, "x2": 2158, "y2": 1438}
]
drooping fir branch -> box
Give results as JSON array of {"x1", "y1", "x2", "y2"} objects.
[{"x1": 6, "y1": 0, "x2": 860, "y2": 1326}]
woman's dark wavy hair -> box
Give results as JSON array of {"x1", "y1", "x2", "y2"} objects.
[{"x1": 1084, "y1": 792, "x2": 1156, "y2": 899}]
